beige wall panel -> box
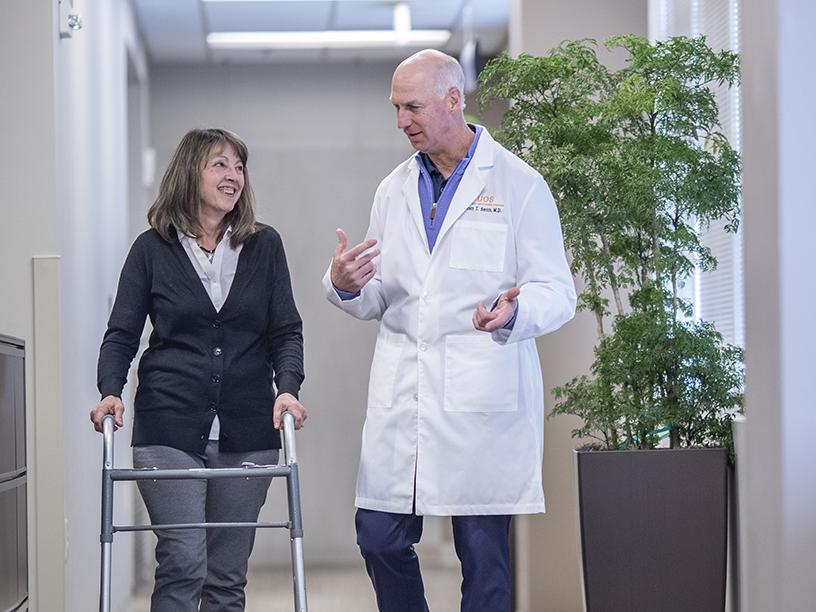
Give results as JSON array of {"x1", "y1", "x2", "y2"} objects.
[
  {"x1": 32, "y1": 257, "x2": 66, "y2": 612},
  {"x1": 508, "y1": 1, "x2": 647, "y2": 610}
]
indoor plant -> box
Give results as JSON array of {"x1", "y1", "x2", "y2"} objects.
[{"x1": 480, "y1": 35, "x2": 743, "y2": 611}]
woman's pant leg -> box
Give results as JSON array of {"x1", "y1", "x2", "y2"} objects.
[
  {"x1": 199, "y1": 443, "x2": 278, "y2": 612},
  {"x1": 133, "y1": 445, "x2": 208, "y2": 612},
  {"x1": 451, "y1": 515, "x2": 513, "y2": 612}
]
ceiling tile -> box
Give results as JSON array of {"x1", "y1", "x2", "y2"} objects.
[
  {"x1": 131, "y1": 0, "x2": 509, "y2": 64},
  {"x1": 205, "y1": 1, "x2": 333, "y2": 32},
  {"x1": 333, "y1": 0, "x2": 463, "y2": 30},
  {"x1": 132, "y1": 0, "x2": 207, "y2": 62}
]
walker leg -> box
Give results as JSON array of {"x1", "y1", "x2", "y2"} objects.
[
  {"x1": 291, "y1": 536, "x2": 308, "y2": 612},
  {"x1": 99, "y1": 416, "x2": 115, "y2": 612},
  {"x1": 100, "y1": 540, "x2": 112, "y2": 612},
  {"x1": 282, "y1": 412, "x2": 308, "y2": 611}
]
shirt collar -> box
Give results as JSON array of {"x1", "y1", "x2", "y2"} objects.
[
  {"x1": 176, "y1": 225, "x2": 234, "y2": 246},
  {"x1": 417, "y1": 124, "x2": 482, "y2": 177}
]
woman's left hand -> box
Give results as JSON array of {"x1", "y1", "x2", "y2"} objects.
[{"x1": 274, "y1": 393, "x2": 308, "y2": 430}]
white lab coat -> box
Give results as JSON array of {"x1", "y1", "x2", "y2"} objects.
[{"x1": 323, "y1": 128, "x2": 576, "y2": 515}]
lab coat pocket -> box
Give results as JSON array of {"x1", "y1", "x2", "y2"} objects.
[
  {"x1": 444, "y1": 334, "x2": 519, "y2": 412},
  {"x1": 449, "y1": 221, "x2": 508, "y2": 273},
  {"x1": 367, "y1": 333, "x2": 405, "y2": 409}
]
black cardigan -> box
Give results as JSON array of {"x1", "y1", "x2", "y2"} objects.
[{"x1": 97, "y1": 225, "x2": 304, "y2": 453}]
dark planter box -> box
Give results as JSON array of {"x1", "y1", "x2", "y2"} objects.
[{"x1": 575, "y1": 448, "x2": 727, "y2": 612}]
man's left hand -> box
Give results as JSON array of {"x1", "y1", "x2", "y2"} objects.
[
  {"x1": 274, "y1": 393, "x2": 308, "y2": 430},
  {"x1": 472, "y1": 287, "x2": 520, "y2": 332}
]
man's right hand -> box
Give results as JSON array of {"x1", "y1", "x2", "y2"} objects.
[
  {"x1": 90, "y1": 395, "x2": 125, "y2": 433},
  {"x1": 331, "y1": 228, "x2": 380, "y2": 293}
]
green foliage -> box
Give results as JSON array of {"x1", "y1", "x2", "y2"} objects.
[{"x1": 480, "y1": 35, "x2": 743, "y2": 450}]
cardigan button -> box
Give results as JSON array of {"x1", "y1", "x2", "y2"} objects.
[
  {"x1": 213, "y1": 347, "x2": 222, "y2": 356},
  {"x1": 211, "y1": 375, "x2": 221, "y2": 384},
  {"x1": 212, "y1": 319, "x2": 222, "y2": 328},
  {"x1": 200, "y1": 434, "x2": 206, "y2": 440}
]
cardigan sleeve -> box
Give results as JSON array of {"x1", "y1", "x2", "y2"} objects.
[
  {"x1": 266, "y1": 232, "x2": 305, "y2": 399},
  {"x1": 97, "y1": 235, "x2": 152, "y2": 398}
]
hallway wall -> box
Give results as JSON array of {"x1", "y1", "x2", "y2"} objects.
[
  {"x1": 741, "y1": 0, "x2": 816, "y2": 608},
  {"x1": 1, "y1": 1, "x2": 148, "y2": 610},
  {"x1": 508, "y1": 1, "x2": 648, "y2": 610},
  {"x1": 148, "y1": 60, "x2": 507, "y2": 569},
  {"x1": 55, "y1": 1, "x2": 149, "y2": 610},
  {"x1": 149, "y1": 60, "x2": 416, "y2": 566},
  {"x1": 0, "y1": 2, "x2": 62, "y2": 609}
]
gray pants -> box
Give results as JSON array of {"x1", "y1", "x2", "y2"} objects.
[{"x1": 133, "y1": 442, "x2": 279, "y2": 612}]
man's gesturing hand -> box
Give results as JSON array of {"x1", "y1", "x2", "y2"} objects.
[
  {"x1": 331, "y1": 228, "x2": 380, "y2": 293},
  {"x1": 472, "y1": 287, "x2": 521, "y2": 332}
]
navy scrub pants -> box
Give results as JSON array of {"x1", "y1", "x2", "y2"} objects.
[{"x1": 355, "y1": 508, "x2": 512, "y2": 612}]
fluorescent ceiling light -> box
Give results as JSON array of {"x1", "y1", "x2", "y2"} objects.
[
  {"x1": 207, "y1": 30, "x2": 451, "y2": 49},
  {"x1": 205, "y1": 1, "x2": 448, "y2": 50}
]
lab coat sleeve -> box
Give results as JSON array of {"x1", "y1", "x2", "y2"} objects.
[
  {"x1": 322, "y1": 186, "x2": 388, "y2": 321},
  {"x1": 492, "y1": 177, "x2": 577, "y2": 344}
]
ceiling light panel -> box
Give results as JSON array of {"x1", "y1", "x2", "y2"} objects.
[
  {"x1": 207, "y1": 29, "x2": 450, "y2": 49},
  {"x1": 204, "y1": 1, "x2": 333, "y2": 32}
]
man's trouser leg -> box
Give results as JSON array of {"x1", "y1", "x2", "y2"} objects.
[
  {"x1": 355, "y1": 508, "x2": 430, "y2": 612},
  {"x1": 452, "y1": 515, "x2": 513, "y2": 612}
]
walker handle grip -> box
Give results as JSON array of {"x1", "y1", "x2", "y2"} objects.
[{"x1": 281, "y1": 411, "x2": 298, "y2": 465}]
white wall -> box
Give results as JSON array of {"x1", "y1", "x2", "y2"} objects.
[
  {"x1": 56, "y1": 1, "x2": 149, "y2": 609},
  {"x1": 0, "y1": 1, "x2": 147, "y2": 611},
  {"x1": 741, "y1": 0, "x2": 816, "y2": 609},
  {"x1": 1, "y1": 2, "x2": 63, "y2": 610},
  {"x1": 149, "y1": 61, "x2": 413, "y2": 566},
  {"x1": 508, "y1": 1, "x2": 647, "y2": 610},
  {"x1": 149, "y1": 60, "x2": 507, "y2": 570}
]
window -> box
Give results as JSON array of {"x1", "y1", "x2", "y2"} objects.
[{"x1": 649, "y1": 0, "x2": 744, "y2": 347}]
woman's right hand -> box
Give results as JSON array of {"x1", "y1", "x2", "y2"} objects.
[{"x1": 90, "y1": 395, "x2": 125, "y2": 433}]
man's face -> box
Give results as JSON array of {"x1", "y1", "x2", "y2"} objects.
[{"x1": 390, "y1": 64, "x2": 453, "y2": 155}]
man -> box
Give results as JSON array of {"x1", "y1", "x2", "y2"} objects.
[{"x1": 323, "y1": 49, "x2": 576, "y2": 611}]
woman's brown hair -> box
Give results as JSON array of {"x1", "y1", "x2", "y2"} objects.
[{"x1": 147, "y1": 128, "x2": 257, "y2": 246}]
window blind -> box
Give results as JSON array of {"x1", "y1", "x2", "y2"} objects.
[{"x1": 649, "y1": 0, "x2": 744, "y2": 347}]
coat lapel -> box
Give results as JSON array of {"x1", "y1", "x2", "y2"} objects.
[
  {"x1": 401, "y1": 158, "x2": 430, "y2": 250},
  {"x1": 434, "y1": 130, "x2": 495, "y2": 248}
]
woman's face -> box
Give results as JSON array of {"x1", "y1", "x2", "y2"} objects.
[{"x1": 199, "y1": 143, "x2": 245, "y2": 219}]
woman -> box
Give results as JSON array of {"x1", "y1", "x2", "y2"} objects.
[{"x1": 90, "y1": 128, "x2": 306, "y2": 612}]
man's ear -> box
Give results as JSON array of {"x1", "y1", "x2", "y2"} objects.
[{"x1": 448, "y1": 87, "x2": 461, "y2": 112}]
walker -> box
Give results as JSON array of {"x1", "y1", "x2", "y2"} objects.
[{"x1": 98, "y1": 411, "x2": 308, "y2": 612}]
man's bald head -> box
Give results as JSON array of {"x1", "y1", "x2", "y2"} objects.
[
  {"x1": 390, "y1": 49, "x2": 472, "y2": 156},
  {"x1": 394, "y1": 49, "x2": 466, "y2": 112}
]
